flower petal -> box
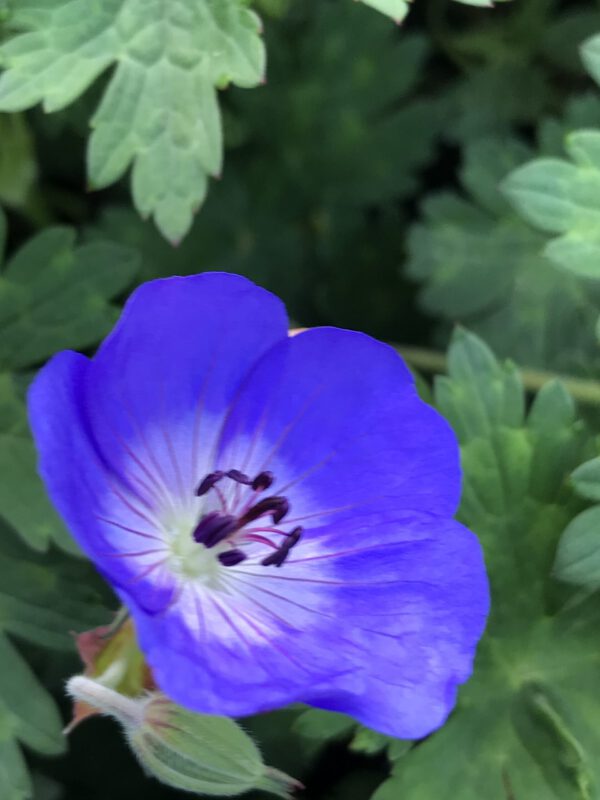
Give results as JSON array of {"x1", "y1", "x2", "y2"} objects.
[
  {"x1": 125, "y1": 511, "x2": 487, "y2": 737},
  {"x1": 82, "y1": 273, "x2": 288, "y2": 507},
  {"x1": 216, "y1": 327, "x2": 461, "y2": 528},
  {"x1": 28, "y1": 351, "x2": 178, "y2": 612},
  {"x1": 28, "y1": 274, "x2": 289, "y2": 611}
]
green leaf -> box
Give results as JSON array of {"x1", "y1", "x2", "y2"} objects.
[
  {"x1": 357, "y1": 0, "x2": 410, "y2": 23},
  {"x1": 357, "y1": 0, "x2": 501, "y2": 21},
  {"x1": 0, "y1": 373, "x2": 76, "y2": 552},
  {"x1": 406, "y1": 135, "x2": 600, "y2": 374},
  {"x1": 0, "y1": 520, "x2": 110, "y2": 799},
  {"x1": 582, "y1": 33, "x2": 600, "y2": 87},
  {"x1": 0, "y1": 0, "x2": 265, "y2": 243},
  {"x1": 571, "y1": 457, "x2": 600, "y2": 502},
  {"x1": 0, "y1": 737, "x2": 30, "y2": 800},
  {"x1": 554, "y1": 506, "x2": 600, "y2": 590},
  {"x1": 349, "y1": 727, "x2": 393, "y2": 757},
  {"x1": 0, "y1": 114, "x2": 36, "y2": 210},
  {"x1": 554, "y1": 456, "x2": 600, "y2": 589},
  {"x1": 0, "y1": 214, "x2": 138, "y2": 370},
  {"x1": 0, "y1": 634, "x2": 64, "y2": 757},
  {"x1": 373, "y1": 331, "x2": 598, "y2": 800},
  {"x1": 234, "y1": 8, "x2": 438, "y2": 208},
  {"x1": 503, "y1": 130, "x2": 600, "y2": 280},
  {"x1": 443, "y1": 64, "x2": 551, "y2": 144},
  {"x1": 543, "y1": 11, "x2": 600, "y2": 75},
  {"x1": 292, "y1": 709, "x2": 355, "y2": 743},
  {"x1": 0, "y1": 433, "x2": 75, "y2": 552},
  {"x1": 0, "y1": 521, "x2": 108, "y2": 648}
]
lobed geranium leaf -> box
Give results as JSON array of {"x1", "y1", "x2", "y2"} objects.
[
  {"x1": 503, "y1": 130, "x2": 600, "y2": 280},
  {"x1": 406, "y1": 134, "x2": 600, "y2": 374},
  {"x1": 0, "y1": 0, "x2": 265, "y2": 243},
  {"x1": 372, "y1": 330, "x2": 599, "y2": 800},
  {"x1": 0, "y1": 212, "x2": 138, "y2": 371},
  {"x1": 500, "y1": 33, "x2": 600, "y2": 283}
]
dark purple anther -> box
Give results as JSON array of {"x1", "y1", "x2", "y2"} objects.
[
  {"x1": 196, "y1": 471, "x2": 225, "y2": 496},
  {"x1": 271, "y1": 497, "x2": 290, "y2": 524},
  {"x1": 193, "y1": 512, "x2": 238, "y2": 548},
  {"x1": 227, "y1": 469, "x2": 252, "y2": 485},
  {"x1": 218, "y1": 549, "x2": 247, "y2": 567},
  {"x1": 261, "y1": 526, "x2": 302, "y2": 568},
  {"x1": 286, "y1": 527, "x2": 303, "y2": 548},
  {"x1": 261, "y1": 548, "x2": 289, "y2": 568},
  {"x1": 251, "y1": 471, "x2": 274, "y2": 492},
  {"x1": 238, "y1": 496, "x2": 290, "y2": 526},
  {"x1": 193, "y1": 467, "x2": 297, "y2": 569}
]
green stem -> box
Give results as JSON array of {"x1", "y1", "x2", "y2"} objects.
[{"x1": 396, "y1": 345, "x2": 600, "y2": 406}]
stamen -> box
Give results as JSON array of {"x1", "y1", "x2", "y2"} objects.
[
  {"x1": 196, "y1": 471, "x2": 225, "y2": 496},
  {"x1": 238, "y1": 496, "x2": 290, "y2": 527},
  {"x1": 251, "y1": 471, "x2": 274, "y2": 491},
  {"x1": 218, "y1": 549, "x2": 247, "y2": 567},
  {"x1": 192, "y1": 469, "x2": 300, "y2": 570},
  {"x1": 192, "y1": 512, "x2": 238, "y2": 548},
  {"x1": 227, "y1": 469, "x2": 252, "y2": 485},
  {"x1": 261, "y1": 527, "x2": 303, "y2": 568}
]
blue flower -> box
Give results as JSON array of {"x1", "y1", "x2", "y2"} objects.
[{"x1": 29, "y1": 273, "x2": 488, "y2": 738}]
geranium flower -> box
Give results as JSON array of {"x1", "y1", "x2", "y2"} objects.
[{"x1": 29, "y1": 273, "x2": 488, "y2": 738}]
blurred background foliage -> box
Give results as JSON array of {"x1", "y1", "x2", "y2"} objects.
[{"x1": 3, "y1": 0, "x2": 600, "y2": 799}]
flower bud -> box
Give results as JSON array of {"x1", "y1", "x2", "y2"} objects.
[{"x1": 67, "y1": 676, "x2": 300, "y2": 798}]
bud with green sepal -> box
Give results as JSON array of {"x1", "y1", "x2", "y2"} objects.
[{"x1": 67, "y1": 676, "x2": 301, "y2": 798}]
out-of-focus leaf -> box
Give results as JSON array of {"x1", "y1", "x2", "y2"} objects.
[
  {"x1": 538, "y1": 94, "x2": 600, "y2": 157},
  {"x1": 358, "y1": 0, "x2": 502, "y2": 22},
  {"x1": 358, "y1": 0, "x2": 410, "y2": 23},
  {"x1": 372, "y1": 331, "x2": 598, "y2": 800},
  {"x1": 443, "y1": 64, "x2": 551, "y2": 143},
  {"x1": 0, "y1": 433, "x2": 74, "y2": 552},
  {"x1": 582, "y1": 31, "x2": 600, "y2": 87},
  {"x1": 292, "y1": 709, "x2": 355, "y2": 743},
  {"x1": 0, "y1": 212, "x2": 138, "y2": 370},
  {"x1": 543, "y1": 10, "x2": 600, "y2": 74},
  {"x1": 406, "y1": 135, "x2": 600, "y2": 374},
  {"x1": 30, "y1": 773, "x2": 62, "y2": 800},
  {"x1": 0, "y1": 0, "x2": 265, "y2": 243},
  {"x1": 555, "y1": 455, "x2": 600, "y2": 590},
  {"x1": 571, "y1": 457, "x2": 600, "y2": 502},
  {"x1": 0, "y1": 373, "x2": 76, "y2": 552},
  {"x1": 0, "y1": 519, "x2": 109, "y2": 799},
  {"x1": 503, "y1": 130, "x2": 600, "y2": 280},
  {"x1": 0, "y1": 519, "x2": 108, "y2": 649},
  {"x1": 0, "y1": 114, "x2": 36, "y2": 210},
  {"x1": 349, "y1": 727, "x2": 392, "y2": 757},
  {"x1": 233, "y1": 5, "x2": 440, "y2": 207},
  {"x1": 555, "y1": 506, "x2": 600, "y2": 590}
]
